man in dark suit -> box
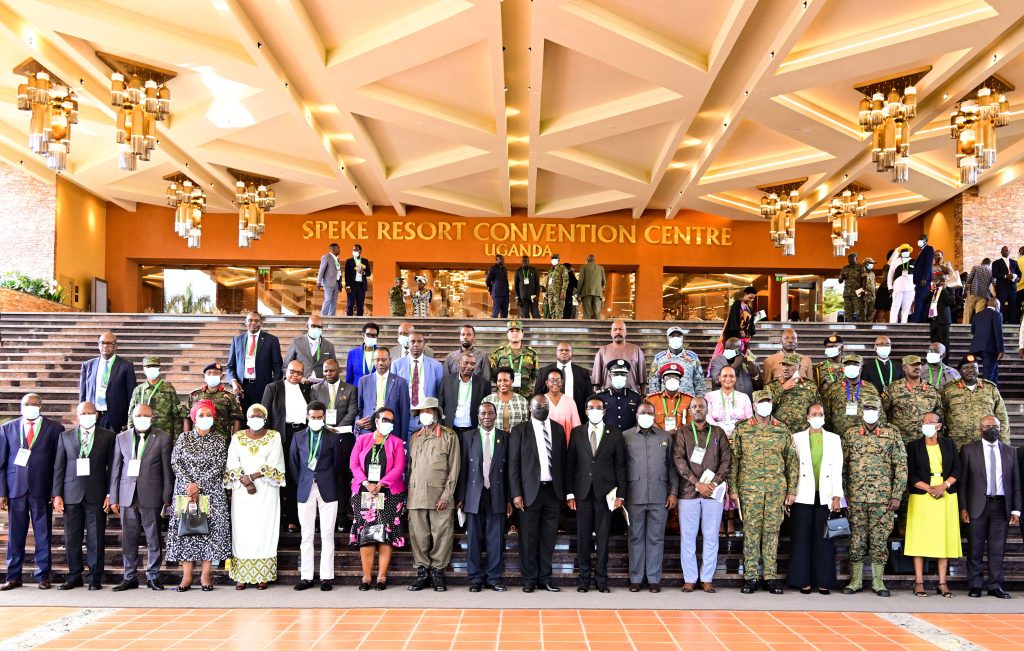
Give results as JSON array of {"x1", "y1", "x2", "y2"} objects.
[
  {"x1": 970, "y1": 298, "x2": 1005, "y2": 384},
  {"x1": 534, "y1": 342, "x2": 590, "y2": 424},
  {"x1": 356, "y1": 348, "x2": 411, "y2": 440},
  {"x1": 992, "y1": 245, "x2": 1022, "y2": 324},
  {"x1": 311, "y1": 358, "x2": 358, "y2": 530},
  {"x1": 109, "y1": 403, "x2": 173, "y2": 591},
  {"x1": 263, "y1": 360, "x2": 312, "y2": 531},
  {"x1": 509, "y1": 394, "x2": 566, "y2": 592},
  {"x1": 486, "y1": 254, "x2": 510, "y2": 319},
  {"x1": 52, "y1": 402, "x2": 116, "y2": 590},
  {"x1": 283, "y1": 314, "x2": 337, "y2": 380},
  {"x1": 911, "y1": 233, "x2": 935, "y2": 323},
  {"x1": 960, "y1": 415, "x2": 1022, "y2": 598},
  {"x1": 0, "y1": 394, "x2": 62, "y2": 590},
  {"x1": 514, "y1": 255, "x2": 540, "y2": 319},
  {"x1": 226, "y1": 311, "x2": 283, "y2": 411},
  {"x1": 79, "y1": 332, "x2": 137, "y2": 432},
  {"x1": 457, "y1": 401, "x2": 511, "y2": 592},
  {"x1": 562, "y1": 263, "x2": 577, "y2": 319},
  {"x1": 566, "y1": 396, "x2": 626, "y2": 593},
  {"x1": 439, "y1": 351, "x2": 490, "y2": 434},
  {"x1": 862, "y1": 335, "x2": 903, "y2": 393},
  {"x1": 316, "y1": 242, "x2": 342, "y2": 316},
  {"x1": 344, "y1": 243, "x2": 371, "y2": 316}
]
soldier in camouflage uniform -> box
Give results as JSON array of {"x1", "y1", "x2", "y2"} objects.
[
  {"x1": 489, "y1": 320, "x2": 539, "y2": 400},
  {"x1": 823, "y1": 354, "x2": 883, "y2": 438},
  {"x1": 859, "y1": 257, "x2": 877, "y2": 323},
  {"x1": 924, "y1": 342, "x2": 960, "y2": 390},
  {"x1": 389, "y1": 277, "x2": 407, "y2": 317},
  {"x1": 128, "y1": 356, "x2": 185, "y2": 440},
  {"x1": 814, "y1": 335, "x2": 845, "y2": 393},
  {"x1": 842, "y1": 396, "x2": 906, "y2": 597},
  {"x1": 543, "y1": 253, "x2": 568, "y2": 319},
  {"x1": 881, "y1": 355, "x2": 943, "y2": 444},
  {"x1": 941, "y1": 354, "x2": 1010, "y2": 449},
  {"x1": 838, "y1": 253, "x2": 863, "y2": 321},
  {"x1": 765, "y1": 353, "x2": 821, "y2": 433},
  {"x1": 729, "y1": 390, "x2": 798, "y2": 594},
  {"x1": 186, "y1": 362, "x2": 243, "y2": 438}
]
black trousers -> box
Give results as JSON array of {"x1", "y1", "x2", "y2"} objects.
[
  {"x1": 466, "y1": 488, "x2": 505, "y2": 585},
  {"x1": 517, "y1": 296, "x2": 539, "y2": 319},
  {"x1": 929, "y1": 321, "x2": 950, "y2": 361},
  {"x1": 968, "y1": 497, "x2": 1010, "y2": 590},
  {"x1": 346, "y1": 285, "x2": 367, "y2": 316},
  {"x1": 575, "y1": 489, "x2": 611, "y2": 588},
  {"x1": 240, "y1": 379, "x2": 264, "y2": 413},
  {"x1": 519, "y1": 483, "x2": 559, "y2": 585},
  {"x1": 491, "y1": 294, "x2": 509, "y2": 318},
  {"x1": 282, "y1": 423, "x2": 306, "y2": 527},
  {"x1": 787, "y1": 498, "x2": 836, "y2": 589},
  {"x1": 64, "y1": 500, "x2": 107, "y2": 583}
]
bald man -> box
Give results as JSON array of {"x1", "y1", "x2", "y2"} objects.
[
  {"x1": 79, "y1": 332, "x2": 137, "y2": 432},
  {"x1": 592, "y1": 320, "x2": 646, "y2": 394},
  {"x1": 761, "y1": 329, "x2": 813, "y2": 384}
]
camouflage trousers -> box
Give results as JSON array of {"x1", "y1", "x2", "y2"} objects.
[
  {"x1": 843, "y1": 295, "x2": 860, "y2": 322},
  {"x1": 544, "y1": 297, "x2": 565, "y2": 319},
  {"x1": 740, "y1": 486, "x2": 787, "y2": 579},
  {"x1": 848, "y1": 503, "x2": 895, "y2": 564},
  {"x1": 857, "y1": 296, "x2": 875, "y2": 322}
]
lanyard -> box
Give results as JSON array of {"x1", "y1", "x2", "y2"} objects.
[
  {"x1": 927, "y1": 366, "x2": 941, "y2": 388},
  {"x1": 101, "y1": 355, "x2": 116, "y2": 386},
  {"x1": 307, "y1": 429, "x2": 323, "y2": 465},
  {"x1": 825, "y1": 361, "x2": 836, "y2": 383},
  {"x1": 503, "y1": 353, "x2": 524, "y2": 374},
  {"x1": 661, "y1": 394, "x2": 682, "y2": 417},
  {"x1": 845, "y1": 379, "x2": 861, "y2": 402},
  {"x1": 79, "y1": 427, "x2": 94, "y2": 458},
  {"x1": 20, "y1": 420, "x2": 39, "y2": 449},
  {"x1": 719, "y1": 390, "x2": 734, "y2": 416},
  {"x1": 874, "y1": 359, "x2": 893, "y2": 387},
  {"x1": 458, "y1": 380, "x2": 472, "y2": 405},
  {"x1": 142, "y1": 380, "x2": 163, "y2": 405},
  {"x1": 691, "y1": 422, "x2": 711, "y2": 449},
  {"x1": 131, "y1": 431, "x2": 148, "y2": 460},
  {"x1": 370, "y1": 439, "x2": 386, "y2": 465}
]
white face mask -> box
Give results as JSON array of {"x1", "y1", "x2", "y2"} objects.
[
  {"x1": 397, "y1": 334, "x2": 410, "y2": 348},
  {"x1": 918, "y1": 240, "x2": 926, "y2": 248},
  {"x1": 377, "y1": 421, "x2": 394, "y2": 436},
  {"x1": 862, "y1": 409, "x2": 879, "y2": 425},
  {"x1": 668, "y1": 336, "x2": 684, "y2": 350},
  {"x1": 865, "y1": 264, "x2": 874, "y2": 270},
  {"x1": 247, "y1": 417, "x2": 265, "y2": 431},
  {"x1": 21, "y1": 405, "x2": 40, "y2": 420},
  {"x1": 143, "y1": 367, "x2": 161, "y2": 381},
  {"x1": 875, "y1": 346, "x2": 891, "y2": 359},
  {"x1": 901, "y1": 252, "x2": 911, "y2": 260},
  {"x1": 364, "y1": 335, "x2": 377, "y2": 347},
  {"x1": 723, "y1": 348, "x2": 738, "y2": 360},
  {"x1": 824, "y1": 346, "x2": 840, "y2": 358},
  {"x1": 808, "y1": 416, "x2": 825, "y2": 430},
  {"x1": 664, "y1": 377, "x2": 681, "y2": 393},
  {"x1": 551, "y1": 259, "x2": 559, "y2": 266},
  {"x1": 307, "y1": 418, "x2": 325, "y2": 431},
  {"x1": 843, "y1": 365, "x2": 860, "y2": 379},
  {"x1": 921, "y1": 423, "x2": 938, "y2": 438},
  {"x1": 926, "y1": 352, "x2": 941, "y2": 364},
  {"x1": 586, "y1": 410, "x2": 604, "y2": 425},
  {"x1": 308, "y1": 327, "x2": 322, "y2": 340},
  {"x1": 353, "y1": 250, "x2": 360, "y2": 258},
  {"x1": 611, "y1": 375, "x2": 627, "y2": 390},
  {"x1": 755, "y1": 402, "x2": 773, "y2": 418},
  {"x1": 418, "y1": 412, "x2": 434, "y2": 427},
  {"x1": 78, "y1": 413, "x2": 97, "y2": 429},
  {"x1": 133, "y1": 416, "x2": 152, "y2": 431},
  {"x1": 204, "y1": 374, "x2": 222, "y2": 388},
  {"x1": 196, "y1": 416, "x2": 215, "y2": 431},
  {"x1": 636, "y1": 414, "x2": 656, "y2": 429}
]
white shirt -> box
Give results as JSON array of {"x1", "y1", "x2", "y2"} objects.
[
  {"x1": 984, "y1": 440, "x2": 1005, "y2": 497},
  {"x1": 531, "y1": 418, "x2": 553, "y2": 482},
  {"x1": 558, "y1": 362, "x2": 574, "y2": 400},
  {"x1": 330, "y1": 252, "x2": 341, "y2": 281},
  {"x1": 284, "y1": 382, "x2": 308, "y2": 424},
  {"x1": 95, "y1": 356, "x2": 113, "y2": 409},
  {"x1": 454, "y1": 378, "x2": 473, "y2": 428},
  {"x1": 566, "y1": 422, "x2": 603, "y2": 501}
]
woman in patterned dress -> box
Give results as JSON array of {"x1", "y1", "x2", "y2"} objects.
[
  {"x1": 166, "y1": 400, "x2": 232, "y2": 591},
  {"x1": 411, "y1": 275, "x2": 433, "y2": 317},
  {"x1": 224, "y1": 403, "x2": 285, "y2": 590}
]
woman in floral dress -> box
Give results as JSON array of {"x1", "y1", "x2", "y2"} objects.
[{"x1": 410, "y1": 275, "x2": 433, "y2": 317}]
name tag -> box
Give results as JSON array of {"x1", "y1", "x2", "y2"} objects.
[
  {"x1": 340, "y1": 425, "x2": 353, "y2": 434},
  {"x1": 512, "y1": 373, "x2": 522, "y2": 388},
  {"x1": 326, "y1": 409, "x2": 338, "y2": 426},
  {"x1": 456, "y1": 403, "x2": 470, "y2": 419},
  {"x1": 664, "y1": 417, "x2": 677, "y2": 431},
  {"x1": 127, "y1": 459, "x2": 142, "y2": 477},
  {"x1": 523, "y1": 277, "x2": 530, "y2": 285},
  {"x1": 307, "y1": 458, "x2": 318, "y2": 471},
  {"x1": 689, "y1": 447, "x2": 706, "y2": 465},
  {"x1": 845, "y1": 403, "x2": 858, "y2": 416},
  {"x1": 14, "y1": 448, "x2": 30, "y2": 467},
  {"x1": 244, "y1": 354, "x2": 256, "y2": 378},
  {"x1": 367, "y1": 463, "x2": 382, "y2": 482},
  {"x1": 355, "y1": 272, "x2": 363, "y2": 282},
  {"x1": 76, "y1": 458, "x2": 91, "y2": 476},
  {"x1": 96, "y1": 385, "x2": 107, "y2": 401}
]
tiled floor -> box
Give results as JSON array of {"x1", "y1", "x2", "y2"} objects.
[{"x1": 2, "y1": 607, "x2": 1020, "y2": 650}]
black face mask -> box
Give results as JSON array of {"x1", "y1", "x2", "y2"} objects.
[
  {"x1": 532, "y1": 408, "x2": 550, "y2": 421},
  {"x1": 982, "y1": 427, "x2": 1000, "y2": 442},
  {"x1": 461, "y1": 341, "x2": 472, "y2": 349}
]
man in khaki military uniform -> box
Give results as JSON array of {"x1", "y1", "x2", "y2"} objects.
[
  {"x1": 543, "y1": 253, "x2": 568, "y2": 319},
  {"x1": 129, "y1": 356, "x2": 184, "y2": 440},
  {"x1": 941, "y1": 354, "x2": 1010, "y2": 449},
  {"x1": 881, "y1": 355, "x2": 943, "y2": 444},
  {"x1": 186, "y1": 362, "x2": 243, "y2": 437},
  {"x1": 823, "y1": 354, "x2": 882, "y2": 438},
  {"x1": 814, "y1": 335, "x2": 845, "y2": 393},
  {"x1": 765, "y1": 353, "x2": 821, "y2": 433},
  {"x1": 489, "y1": 320, "x2": 539, "y2": 400}
]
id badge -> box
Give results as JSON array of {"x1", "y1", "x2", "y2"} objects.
[
  {"x1": 455, "y1": 404, "x2": 469, "y2": 419},
  {"x1": 127, "y1": 459, "x2": 142, "y2": 477},
  {"x1": 13, "y1": 448, "x2": 30, "y2": 467},
  {"x1": 307, "y1": 458, "x2": 318, "y2": 471},
  {"x1": 76, "y1": 458, "x2": 90, "y2": 476},
  {"x1": 523, "y1": 277, "x2": 530, "y2": 285},
  {"x1": 367, "y1": 463, "x2": 382, "y2": 482},
  {"x1": 722, "y1": 420, "x2": 735, "y2": 434},
  {"x1": 512, "y1": 373, "x2": 522, "y2": 388},
  {"x1": 355, "y1": 272, "x2": 363, "y2": 282},
  {"x1": 96, "y1": 385, "x2": 107, "y2": 401},
  {"x1": 689, "y1": 447, "x2": 706, "y2": 465},
  {"x1": 664, "y1": 416, "x2": 677, "y2": 431},
  {"x1": 845, "y1": 403, "x2": 858, "y2": 416},
  {"x1": 326, "y1": 409, "x2": 338, "y2": 426},
  {"x1": 244, "y1": 354, "x2": 256, "y2": 377}
]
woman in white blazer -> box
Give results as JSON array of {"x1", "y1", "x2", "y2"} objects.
[{"x1": 785, "y1": 403, "x2": 844, "y2": 594}]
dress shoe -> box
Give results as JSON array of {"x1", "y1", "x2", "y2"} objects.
[
  {"x1": 540, "y1": 584, "x2": 560, "y2": 592},
  {"x1": 201, "y1": 584, "x2": 213, "y2": 592},
  {"x1": 408, "y1": 566, "x2": 431, "y2": 592},
  {"x1": 740, "y1": 580, "x2": 757, "y2": 594},
  {"x1": 768, "y1": 581, "x2": 784, "y2": 595},
  {"x1": 58, "y1": 579, "x2": 83, "y2": 591},
  {"x1": 111, "y1": 579, "x2": 138, "y2": 592},
  {"x1": 486, "y1": 583, "x2": 507, "y2": 592},
  {"x1": 0, "y1": 579, "x2": 21, "y2": 591},
  {"x1": 968, "y1": 588, "x2": 982, "y2": 597},
  {"x1": 293, "y1": 579, "x2": 315, "y2": 591},
  {"x1": 469, "y1": 584, "x2": 482, "y2": 593},
  {"x1": 576, "y1": 586, "x2": 588, "y2": 593},
  {"x1": 522, "y1": 584, "x2": 536, "y2": 593},
  {"x1": 358, "y1": 582, "x2": 371, "y2": 591},
  {"x1": 702, "y1": 583, "x2": 716, "y2": 594},
  {"x1": 320, "y1": 580, "x2": 332, "y2": 592},
  {"x1": 432, "y1": 569, "x2": 447, "y2": 592},
  {"x1": 375, "y1": 578, "x2": 388, "y2": 591},
  {"x1": 681, "y1": 583, "x2": 694, "y2": 593},
  {"x1": 597, "y1": 586, "x2": 610, "y2": 593},
  {"x1": 649, "y1": 584, "x2": 661, "y2": 593},
  {"x1": 988, "y1": 588, "x2": 1012, "y2": 599},
  {"x1": 38, "y1": 579, "x2": 51, "y2": 590},
  {"x1": 629, "y1": 584, "x2": 641, "y2": 592},
  {"x1": 147, "y1": 580, "x2": 165, "y2": 591},
  {"x1": 175, "y1": 584, "x2": 191, "y2": 593},
  {"x1": 88, "y1": 581, "x2": 102, "y2": 591},
  {"x1": 818, "y1": 588, "x2": 830, "y2": 595}
]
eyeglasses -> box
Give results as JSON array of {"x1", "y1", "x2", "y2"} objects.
[
  {"x1": 379, "y1": 417, "x2": 395, "y2": 424},
  {"x1": 99, "y1": 341, "x2": 116, "y2": 347},
  {"x1": 286, "y1": 369, "x2": 303, "y2": 376}
]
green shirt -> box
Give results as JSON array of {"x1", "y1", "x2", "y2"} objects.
[{"x1": 809, "y1": 430, "x2": 823, "y2": 484}]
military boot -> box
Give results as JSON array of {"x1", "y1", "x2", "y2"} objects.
[
  {"x1": 842, "y1": 562, "x2": 863, "y2": 594},
  {"x1": 432, "y1": 569, "x2": 447, "y2": 592},
  {"x1": 871, "y1": 563, "x2": 890, "y2": 597},
  {"x1": 408, "y1": 566, "x2": 431, "y2": 591}
]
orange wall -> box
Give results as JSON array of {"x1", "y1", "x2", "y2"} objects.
[
  {"x1": 921, "y1": 197, "x2": 958, "y2": 268},
  {"x1": 105, "y1": 204, "x2": 937, "y2": 318},
  {"x1": 55, "y1": 177, "x2": 106, "y2": 309}
]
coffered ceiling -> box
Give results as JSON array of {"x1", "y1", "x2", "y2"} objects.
[{"x1": 1, "y1": 0, "x2": 1024, "y2": 222}]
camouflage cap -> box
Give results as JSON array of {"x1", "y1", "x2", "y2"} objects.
[
  {"x1": 864, "y1": 257, "x2": 876, "y2": 264},
  {"x1": 861, "y1": 396, "x2": 882, "y2": 410},
  {"x1": 142, "y1": 355, "x2": 161, "y2": 367},
  {"x1": 658, "y1": 362, "x2": 684, "y2": 378},
  {"x1": 959, "y1": 353, "x2": 980, "y2": 368},
  {"x1": 203, "y1": 362, "x2": 224, "y2": 373},
  {"x1": 506, "y1": 320, "x2": 523, "y2": 331},
  {"x1": 823, "y1": 334, "x2": 844, "y2": 346},
  {"x1": 752, "y1": 389, "x2": 772, "y2": 403},
  {"x1": 607, "y1": 359, "x2": 631, "y2": 374},
  {"x1": 781, "y1": 352, "x2": 802, "y2": 365},
  {"x1": 842, "y1": 353, "x2": 863, "y2": 365},
  {"x1": 901, "y1": 354, "x2": 923, "y2": 366}
]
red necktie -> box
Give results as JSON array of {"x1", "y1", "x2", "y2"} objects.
[
  {"x1": 248, "y1": 334, "x2": 257, "y2": 355},
  {"x1": 26, "y1": 420, "x2": 35, "y2": 448},
  {"x1": 411, "y1": 360, "x2": 420, "y2": 407}
]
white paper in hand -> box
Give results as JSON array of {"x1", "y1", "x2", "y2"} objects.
[
  {"x1": 605, "y1": 488, "x2": 618, "y2": 512},
  {"x1": 457, "y1": 508, "x2": 466, "y2": 528},
  {"x1": 711, "y1": 482, "x2": 728, "y2": 503},
  {"x1": 699, "y1": 469, "x2": 715, "y2": 484}
]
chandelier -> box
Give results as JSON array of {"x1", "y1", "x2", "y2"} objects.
[
  {"x1": 950, "y1": 75, "x2": 1013, "y2": 185},
  {"x1": 229, "y1": 168, "x2": 278, "y2": 248},
  {"x1": 98, "y1": 53, "x2": 174, "y2": 172},
  {"x1": 758, "y1": 178, "x2": 805, "y2": 256},
  {"x1": 164, "y1": 173, "x2": 205, "y2": 248},
  {"x1": 14, "y1": 59, "x2": 77, "y2": 172},
  {"x1": 828, "y1": 184, "x2": 868, "y2": 257},
  {"x1": 856, "y1": 67, "x2": 929, "y2": 183}
]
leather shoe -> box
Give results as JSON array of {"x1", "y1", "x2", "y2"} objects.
[
  {"x1": 58, "y1": 579, "x2": 82, "y2": 591},
  {"x1": 320, "y1": 580, "x2": 333, "y2": 591},
  {"x1": 486, "y1": 583, "x2": 507, "y2": 592},
  {"x1": 576, "y1": 586, "x2": 588, "y2": 593},
  {"x1": 468, "y1": 584, "x2": 482, "y2": 593},
  {"x1": 768, "y1": 581, "x2": 784, "y2": 595},
  {"x1": 522, "y1": 584, "x2": 536, "y2": 593},
  {"x1": 988, "y1": 588, "x2": 1012, "y2": 599},
  {"x1": 293, "y1": 579, "x2": 315, "y2": 591},
  {"x1": 540, "y1": 584, "x2": 560, "y2": 592},
  {"x1": 597, "y1": 586, "x2": 610, "y2": 593},
  {"x1": 88, "y1": 581, "x2": 102, "y2": 591},
  {"x1": 38, "y1": 579, "x2": 51, "y2": 590},
  {"x1": 147, "y1": 580, "x2": 164, "y2": 591},
  {"x1": 629, "y1": 584, "x2": 641, "y2": 592},
  {"x1": 0, "y1": 579, "x2": 21, "y2": 591},
  {"x1": 740, "y1": 580, "x2": 757, "y2": 594},
  {"x1": 681, "y1": 583, "x2": 694, "y2": 593},
  {"x1": 649, "y1": 584, "x2": 661, "y2": 593},
  {"x1": 111, "y1": 579, "x2": 138, "y2": 592},
  {"x1": 968, "y1": 588, "x2": 982, "y2": 597}
]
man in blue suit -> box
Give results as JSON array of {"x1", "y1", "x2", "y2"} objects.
[
  {"x1": 911, "y1": 234, "x2": 935, "y2": 323},
  {"x1": 79, "y1": 332, "x2": 137, "y2": 432},
  {"x1": 391, "y1": 332, "x2": 443, "y2": 435},
  {"x1": 0, "y1": 394, "x2": 62, "y2": 590},
  {"x1": 357, "y1": 349, "x2": 411, "y2": 440},
  {"x1": 316, "y1": 243, "x2": 342, "y2": 316},
  {"x1": 226, "y1": 311, "x2": 283, "y2": 411},
  {"x1": 971, "y1": 298, "x2": 1006, "y2": 384},
  {"x1": 992, "y1": 245, "x2": 1022, "y2": 324},
  {"x1": 346, "y1": 322, "x2": 380, "y2": 387}
]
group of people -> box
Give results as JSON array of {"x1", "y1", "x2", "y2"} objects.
[{"x1": 1, "y1": 311, "x2": 1022, "y2": 599}]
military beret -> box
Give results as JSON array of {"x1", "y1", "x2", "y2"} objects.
[
  {"x1": 203, "y1": 362, "x2": 224, "y2": 373},
  {"x1": 752, "y1": 389, "x2": 772, "y2": 403},
  {"x1": 666, "y1": 325, "x2": 684, "y2": 337},
  {"x1": 551, "y1": 253, "x2": 561, "y2": 259},
  {"x1": 658, "y1": 362, "x2": 684, "y2": 378},
  {"x1": 142, "y1": 355, "x2": 161, "y2": 367},
  {"x1": 607, "y1": 359, "x2": 631, "y2": 374},
  {"x1": 862, "y1": 396, "x2": 882, "y2": 410},
  {"x1": 781, "y1": 352, "x2": 802, "y2": 365},
  {"x1": 506, "y1": 320, "x2": 523, "y2": 331},
  {"x1": 823, "y1": 335, "x2": 844, "y2": 346},
  {"x1": 842, "y1": 354, "x2": 863, "y2": 365},
  {"x1": 959, "y1": 354, "x2": 979, "y2": 368},
  {"x1": 901, "y1": 354, "x2": 923, "y2": 366}
]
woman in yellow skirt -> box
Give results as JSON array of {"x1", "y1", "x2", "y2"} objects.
[{"x1": 904, "y1": 412, "x2": 962, "y2": 597}]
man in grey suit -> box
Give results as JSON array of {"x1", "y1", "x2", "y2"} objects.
[
  {"x1": 283, "y1": 314, "x2": 337, "y2": 380},
  {"x1": 623, "y1": 401, "x2": 678, "y2": 593},
  {"x1": 317, "y1": 243, "x2": 342, "y2": 316},
  {"x1": 109, "y1": 404, "x2": 172, "y2": 591},
  {"x1": 52, "y1": 402, "x2": 116, "y2": 590},
  {"x1": 311, "y1": 358, "x2": 358, "y2": 531},
  {"x1": 577, "y1": 254, "x2": 606, "y2": 319},
  {"x1": 960, "y1": 415, "x2": 1022, "y2": 598}
]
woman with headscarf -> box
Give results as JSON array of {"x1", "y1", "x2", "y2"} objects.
[
  {"x1": 166, "y1": 399, "x2": 232, "y2": 591},
  {"x1": 887, "y1": 244, "x2": 916, "y2": 323},
  {"x1": 411, "y1": 275, "x2": 433, "y2": 317},
  {"x1": 223, "y1": 403, "x2": 285, "y2": 590}
]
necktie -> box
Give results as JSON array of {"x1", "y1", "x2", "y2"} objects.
[
  {"x1": 542, "y1": 423, "x2": 552, "y2": 474},
  {"x1": 501, "y1": 402, "x2": 510, "y2": 431},
  {"x1": 329, "y1": 383, "x2": 338, "y2": 409},
  {"x1": 411, "y1": 360, "x2": 420, "y2": 407},
  {"x1": 482, "y1": 431, "x2": 492, "y2": 489},
  {"x1": 988, "y1": 443, "x2": 998, "y2": 496},
  {"x1": 589, "y1": 425, "x2": 598, "y2": 455},
  {"x1": 25, "y1": 420, "x2": 35, "y2": 448},
  {"x1": 248, "y1": 334, "x2": 257, "y2": 356}
]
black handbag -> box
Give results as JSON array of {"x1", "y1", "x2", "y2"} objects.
[
  {"x1": 823, "y1": 512, "x2": 850, "y2": 541},
  {"x1": 177, "y1": 501, "x2": 210, "y2": 537}
]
